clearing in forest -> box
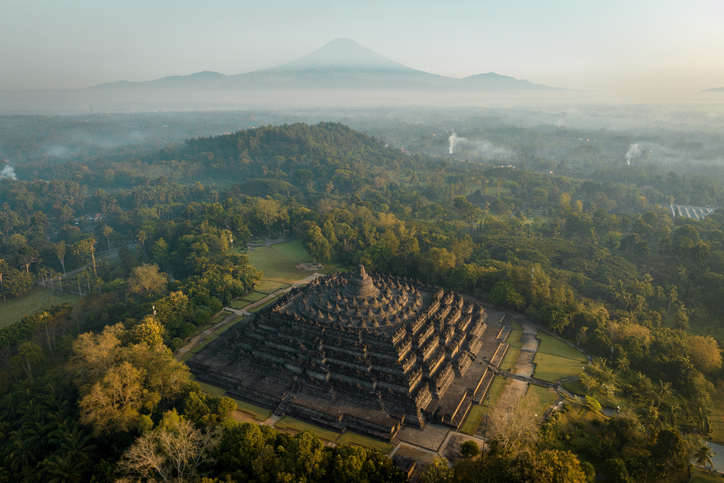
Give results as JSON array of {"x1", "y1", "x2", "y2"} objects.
[
  {"x1": 0, "y1": 288, "x2": 79, "y2": 328},
  {"x1": 246, "y1": 240, "x2": 340, "y2": 283}
]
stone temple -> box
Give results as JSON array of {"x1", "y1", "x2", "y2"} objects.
[{"x1": 189, "y1": 266, "x2": 508, "y2": 441}]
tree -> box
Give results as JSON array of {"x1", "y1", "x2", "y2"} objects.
[
  {"x1": 100, "y1": 225, "x2": 114, "y2": 252},
  {"x1": 79, "y1": 361, "x2": 146, "y2": 435},
  {"x1": 690, "y1": 441, "x2": 717, "y2": 481},
  {"x1": 649, "y1": 428, "x2": 689, "y2": 477},
  {"x1": 488, "y1": 281, "x2": 525, "y2": 312},
  {"x1": 117, "y1": 410, "x2": 220, "y2": 483},
  {"x1": 10, "y1": 341, "x2": 45, "y2": 382},
  {"x1": 152, "y1": 238, "x2": 169, "y2": 269},
  {"x1": 131, "y1": 316, "x2": 165, "y2": 347},
  {"x1": 687, "y1": 335, "x2": 722, "y2": 374},
  {"x1": 421, "y1": 456, "x2": 453, "y2": 483},
  {"x1": 253, "y1": 197, "x2": 284, "y2": 237},
  {"x1": 488, "y1": 392, "x2": 540, "y2": 455},
  {"x1": 128, "y1": 264, "x2": 167, "y2": 295},
  {"x1": 54, "y1": 241, "x2": 67, "y2": 278},
  {"x1": 460, "y1": 440, "x2": 480, "y2": 459},
  {"x1": 0, "y1": 258, "x2": 8, "y2": 300}
]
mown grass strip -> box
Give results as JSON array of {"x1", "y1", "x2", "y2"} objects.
[
  {"x1": 274, "y1": 416, "x2": 340, "y2": 441},
  {"x1": 196, "y1": 381, "x2": 227, "y2": 397},
  {"x1": 500, "y1": 347, "x2": 521, "y2": 373},
  {"x1": 460, "y1": 404, "x2": 488, "y2": 435},
  {"x1": 336, "y1": 432, "x2": 394, "y2": 453},
  {"x1": 233, "y1": 399, "x2": 272, "y2": 421}
]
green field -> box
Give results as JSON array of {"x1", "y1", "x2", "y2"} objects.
[
  {"x1": 246, "y1": 240, "x2": 340, "y2": 283},
  {"x1": 274, "y1": 416, "x2": 340, "y2": 442},
  {"x1": 506, "y1": 330, "x2": 524, "y2": 349},
  {"x1": 234, "y1": 399, "x2": 272, "y2": 421},
  {"x1": 208, "y1": 311, "x2": 233, "y2": 325},
  {"x1": 0, "y1": 288, "x2": 79, "y2": 328},
  {"x1": 460, "y1": 404, "x2": 489, "y2": 435},
  {"x1": 708, "y1": 398, "x2": 724, "y2": 444},
  {"x1": 690, "y1": 471, "x2": 723, "y2": 482},
  {"x1": 509, "y1": 319, "x2": 523, "y2": 331},
  {"x1": 196, "y1": 381, "x2": 227, "y2": 397},
  {"x1": 536, "y1": 333, "x2": 588, "y2": 362},
  {"x1": 230, "y1": 299, "x2": 251, "y2": 309},
  {"x1": 256, "y1": 280, "x2": 291, "y2": 294},
  {"x1": 532, "y1": 353, "x2": 586, "y2": 383},
  {"x1": 336, "y1": 431, "x2": 394, "y2": 453},
  {"x1": 500, "y1": 346, "x2": 521, "y2": 372},
  {"x1": 239, "y1": 291, "x2": 268, "y2": 302},
  {"x1": 525, "y1": 385, "x2": 558, "y2": 415}
]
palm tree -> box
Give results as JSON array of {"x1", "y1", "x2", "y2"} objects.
[
  {"x1": 689, "y1": 442, "x2": 717, "y2": 482},
  {"x1": 137, "y1": 230, "x2": 147, "y2": 258}
]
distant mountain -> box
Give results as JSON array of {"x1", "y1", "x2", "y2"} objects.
[
  {"x1": 88, "y1": 38, "x2": 559, "y2": 92},
  {"x1": 701, "y1": 87, "x2": 724, "y2": 93},
  {"x1": 458, "y1": 72, "x2": 556, "y2": 90}
]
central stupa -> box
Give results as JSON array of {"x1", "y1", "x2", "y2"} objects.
[{"x1": 189, "y1": 266, "x2": 502, "y2": 440}]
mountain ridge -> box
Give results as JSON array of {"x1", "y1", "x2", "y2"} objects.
[{"x1": 90, "y1": 38, "x2": 559, "y2": 91}]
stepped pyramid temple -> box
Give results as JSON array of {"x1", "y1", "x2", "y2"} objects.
[{"x1": 189, "y1": 266, "x2": 508, "y2": 441}]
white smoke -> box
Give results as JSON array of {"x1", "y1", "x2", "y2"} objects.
[
  {"x1": 625, "y1": 143, "x2": 641, "y2": 166},
  {"x1": 449, "y1": 132, "x2": 462, "y2": 154},
  {"x1": 0, "y1": 164, "x2": 16, "y2": 180},
  {"x1": 448, "y1": 132, "x2": 511, "y2": 158}
]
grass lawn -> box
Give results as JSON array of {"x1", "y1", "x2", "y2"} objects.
[
  {"x1": 256, "y1": 280, "x2": 290, "y2": 294},
  {"x1": 536, "y1": 333, "x2": 588, "y2": 362},
  {"x1": 506, "y1": 330, "x2": 524, "y2": 349},
  {"x1": 246, "y1": 240, "x2": 340, "y2": 283},
  {"x1": 709, "y1": 399, "x2": 724, "y2": 444},
  {"x1": 191, "y1": 333, "x2": 219, "y2": 353},
  {"x1": 532, "y1": 353, "x2": 585, "y2": 383},
  {"x1": 500, "y1": 347, "x2": 521, "y2": 373},
  {"x1": 0, "y1": 288, "x2": 79, "y2": 328},
  {"x1": 230, "y1": 299, "x2": 251, "y2": 309},
  {"x1": 234, "y1": 399, "x2": 272, "y2": 421},
  {"x1": 690, "y1": 472, "x2": 723, "y2": 482},
  {"x1": 249, "y1": 297, "x2": 279, "y2": 312},
  {"x1": 509, "y1": 319, "x2": 523, "y2": 331},
  {"x1": 336, "y1": 431, "x2": 394, "y2": 453},
  {"x1": 181, "y1": 351, "x2": 195, "y2": 362},
  {"x1": 526, "y1": 385, "x2": 558, "y2": 415},
  {"x1": 460, "y1": 404, "x2": 489, "y2": 435},
  {"x1": 240, "y1": 291, "x2": 268, "y2": 302},
  {"x1": 197, "y1": 381, "x2": 227, "y2": 397},
  {"x1": 274, "y1": 416, "x2": 340, "y2": 442},
  {"x1": 486, "y1": 375, "x2": 508, "y2": 409},
  {"x1": 208, "y1": 311, "x2": 233, "y2": 325}
]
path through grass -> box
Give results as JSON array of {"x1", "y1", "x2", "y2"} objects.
[{"x1": 0, "y1": 288, "x2": 79, "y2": 328}]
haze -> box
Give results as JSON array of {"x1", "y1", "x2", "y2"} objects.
[{"x1": 3, "y1": 0, "x2": 723, "y2": 97}]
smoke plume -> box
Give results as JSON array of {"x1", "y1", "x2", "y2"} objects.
[
  {"x1": 448, "y1": 132, "x2": 511, "y2": 158},
  {"x1": 0, "y1": 164, "x2": 16, "y2": 180},
  {"x1": 625, "y1": 143, "x2": 641, "y2": 166}
]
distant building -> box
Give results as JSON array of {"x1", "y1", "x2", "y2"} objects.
[{"x1": 466, "y1": 189, "x2": 495, "y2": 206}]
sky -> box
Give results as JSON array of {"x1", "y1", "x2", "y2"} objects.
[{"x1": 2, "y1": 0, "x2": 723, "y2": 95}]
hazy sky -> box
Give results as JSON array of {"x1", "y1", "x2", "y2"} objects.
[{"x1": 2, "y1": 0, "x2": 723, "y2": 95}]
